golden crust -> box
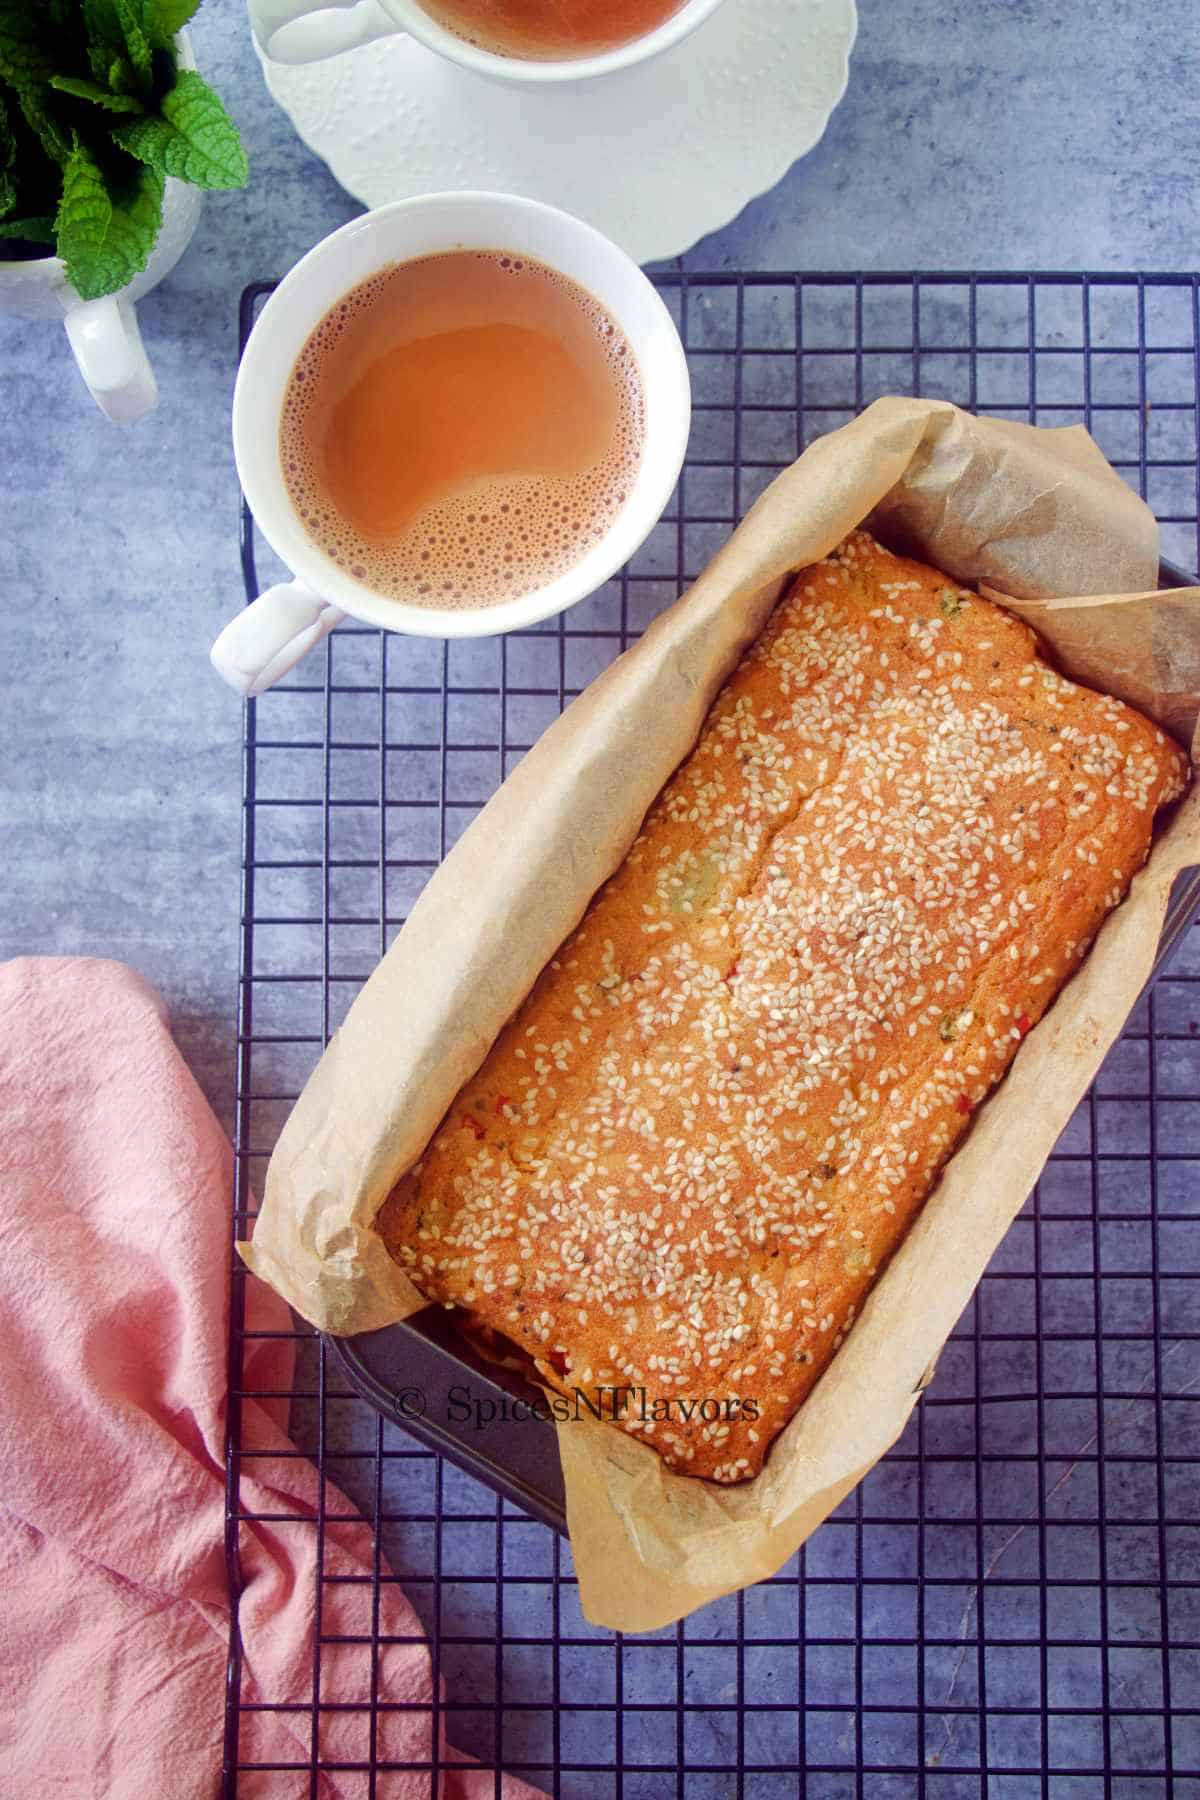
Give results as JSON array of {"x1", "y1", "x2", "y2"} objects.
[{"x1": 380, "y1": 533, "x2": 1188, "y2": 1482}]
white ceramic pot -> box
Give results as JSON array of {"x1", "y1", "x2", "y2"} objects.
[{"x1": 0, "y1": 34, "x2": 203, "y2": 424}]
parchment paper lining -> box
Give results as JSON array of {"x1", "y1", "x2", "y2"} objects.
[{"x1": 243, "y1": 398, "x2": 1200, "y2": 1631}]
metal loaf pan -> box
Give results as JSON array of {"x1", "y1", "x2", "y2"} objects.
[{"x1": 332, "y1": 562, "x2": 1200, "y2": 1536}]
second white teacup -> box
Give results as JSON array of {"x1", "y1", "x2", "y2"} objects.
[{"x1": 211, "y1": 192, "x2": 691, "y2": 697}]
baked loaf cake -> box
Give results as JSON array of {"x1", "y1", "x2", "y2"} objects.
[{"x1": 380, "y1": 533, "x2": 1187, "y2": 1482}]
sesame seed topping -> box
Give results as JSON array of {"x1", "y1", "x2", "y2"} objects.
[{"x1": 379, "y1": 530, "x2": 1187, "y2": 1485}]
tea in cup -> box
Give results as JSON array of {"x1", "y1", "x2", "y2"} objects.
[
  {"x1": 249, "y1": 0, "x2": 726, "y2": 80},
  {"x1": 211, "y1": 192, "x2": 691, "y2": 695}
]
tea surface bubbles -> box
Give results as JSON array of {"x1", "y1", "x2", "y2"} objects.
[{"x1": 280, "y1": 250, "x2": 644, "y2": 610}]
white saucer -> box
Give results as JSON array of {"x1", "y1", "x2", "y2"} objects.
[{"x1": 256, "y1": 0, "x2": 858, "y2": 264}]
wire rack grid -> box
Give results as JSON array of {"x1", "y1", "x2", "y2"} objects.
[{"x1": 225, "y1": 271, "x2": 1200, "y2": 1799}]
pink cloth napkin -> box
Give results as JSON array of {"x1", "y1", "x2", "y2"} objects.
[{"x1": 0, "y1": 958, "x2": 544, "y2": 1800}]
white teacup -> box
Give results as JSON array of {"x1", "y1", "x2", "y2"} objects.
[
  {"x1": 249, "y1": 0, "x2": 727, "y2": 81},
  {"x1": 211, "y1": 191, "x2": 691, "y2": 696}
]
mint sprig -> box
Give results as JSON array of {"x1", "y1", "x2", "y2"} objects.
[
  {"x1": 18, "y1": 83, "x2": 72, "y2": 166},
  {"x1": 114, "y1": 69, "x2": 248, "y2": 189},
  {"x1": 111, "y1": 0, "x2": 153, "y2": 92},
  {"x1": 82, "y1": 0, "x2": 126, "y2": 79},
  {"x1": 55, "y1": 138, "x2": 111, "y2": 284},
  {"x1": 50, "y1": 75, "x2": 144, "y2": 113},
  {"x1": 0, "y1": 0, "x2": 246, "y2": 299},
  {"x1": 56, "y1": 136, "x2": 164, "y2": 299}
]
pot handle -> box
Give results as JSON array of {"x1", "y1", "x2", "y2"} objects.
[
  {"x1": 249, "y1": 0, "x2": 401, "y2": 63},
  {"x1": 63, "y1": 295, "x2": 158, "y2": 425},
  {"x1": 211, "y1": 580, "x2": 346, "y2": 697}
]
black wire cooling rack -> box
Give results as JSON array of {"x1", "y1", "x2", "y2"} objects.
[{"x1": 225, "y1": 272, "x2": 1200, "y2": 1798}]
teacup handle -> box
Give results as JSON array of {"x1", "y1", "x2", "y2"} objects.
[
  {"x1": 211, "y1": 581, "x2": 346, "y2": 697},
  {"x1": 250, "y1": 0, "x2": 401, "y2": 63},
  {"x1": 63, "y1": 295, "x2": 158, "y2": 425}
]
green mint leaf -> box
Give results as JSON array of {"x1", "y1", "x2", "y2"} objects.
[
  {"x1": 162, "y1": 66, "x2": 248, "y2": 187},
  {"x1": 141, "y1": 0, "x2": 199, "y2": 52},
  {"x1": 56, "y1": 137, "x2": 162, "y2": 299},
  {"x1": 112, "y1": 0, "x2": 153, "y2": 88},
  {"x1": 94, "y1": 157, "x2": 162, "y2": 287},
  {"x1": 0, "y1": 211, "x2": 56, "y2": 243},
  {"x1": 83, "y1": 0, "x2": 125, "y2": 66},
  {"x1": 15, "y1": 85, "x2": 71, "y2": 167},
  {"x1": 113, "y1": 69, "x2": 247, "y2": 189},
  {"x1": 55, "y1": 137, "x2": 111, "y2": 288},
  {"x1": 0, "y1": 3, "x2": 56, "y2": 96},
  {"x1": 50, "y1": 73, "x2": 144, "y2": 111},
  {"x1": 109, "y1": 110, "x2": 168, "y2": 170},
  {"x1": 107, "y1": 54, "x2": 137, "y2": 93},
  {"x1": 82, "y1": 0, "x2": 153, "y2": 90}
]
